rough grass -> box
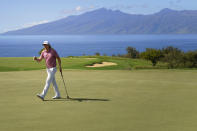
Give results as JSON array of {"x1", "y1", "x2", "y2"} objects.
[
  {"x1": 0, "y1": 56, "x2": 167, "y2": 72},
  {"x1": 0, "y1": 70, "x2": 197, "y2": 131}
]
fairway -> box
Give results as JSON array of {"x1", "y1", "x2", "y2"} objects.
[{"x1": 0, "y1": 70, "x2": 197, "y2": 131}]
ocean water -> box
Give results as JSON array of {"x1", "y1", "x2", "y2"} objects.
[{"x1": 0, "y1": 35, "x2": 197, "y2": 57}]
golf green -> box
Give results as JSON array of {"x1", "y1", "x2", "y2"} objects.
[{"x1": 0, "y1": 70, "x2": 197, "y2": 131}]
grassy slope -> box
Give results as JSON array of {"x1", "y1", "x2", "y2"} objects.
[
  {"x1": 0, "y1": 70, "x2": 197, "y2": 131},
  {"x1": 0, "y1": 56, "x2": 167, "y2": 72}
]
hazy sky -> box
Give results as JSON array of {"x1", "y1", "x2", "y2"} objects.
[{"x1": 1, "y1": 0, "x2": 197, "y2": 33}]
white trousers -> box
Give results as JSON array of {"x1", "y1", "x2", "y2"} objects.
[{"x1": 41, "y1": 67, "x2": 60, "y2": 98}]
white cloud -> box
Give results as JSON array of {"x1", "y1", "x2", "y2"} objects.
[
  {"x1": 2, "y1": 20, "x2": 49, "y2": 33},
  {"x1": 62, "y1": 6, "x2": 95, "y2": 15},
  {"x1": 2, "y1": 28, "x2": 20, "y2": 33},
  {"x1": 76, "y1": 6, "x2": 81, "y2": 11},
  {"x1": 22, "y1": 20, "x2": 49, "y2": 28}
]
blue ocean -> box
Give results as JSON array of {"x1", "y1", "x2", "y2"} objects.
[{"x1": 0, "y1": 35, "x2": 197, "y2": 57}]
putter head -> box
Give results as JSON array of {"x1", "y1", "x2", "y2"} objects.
[{"x1": 67, "y1": 96, "x2": 70, "y2": 99}]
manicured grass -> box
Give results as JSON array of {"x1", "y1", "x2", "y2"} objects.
[
  {"x1": 0, "y1": 70, "x2": 197, "y2": 131},
  {"x1": 0, "y1": 56, "x2": 167, "y2": 72}
]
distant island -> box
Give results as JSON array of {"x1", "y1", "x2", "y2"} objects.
[{"x1": 2, "y1": 8, "x2": 197, "y2": 35}]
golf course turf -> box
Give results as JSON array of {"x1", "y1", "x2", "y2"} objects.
[
  {"x1": 0, "y1": 69, "x2": 197, "y2": 131},
  {"x1": 0, "y1": 56, "x2": 167, "y2": 72}
]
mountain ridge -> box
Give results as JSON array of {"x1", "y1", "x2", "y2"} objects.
[{"x1": 2, "y1": 8, "x2": 197, "y2": 35}]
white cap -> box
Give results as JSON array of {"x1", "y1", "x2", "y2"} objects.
[{"x1": 43, "y1": 41, "x2": 50, "y2": 45}]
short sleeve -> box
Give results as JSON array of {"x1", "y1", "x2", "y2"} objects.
[
  {"x1": 53, "y1": 49, "x2": 59, "y2": 58},
  {"x1": 40, "y1": 51, "x2": 44, "y2": 59}
]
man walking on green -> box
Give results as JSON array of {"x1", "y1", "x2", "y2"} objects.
[{"x1": 33, "y1": 41, "x2": 62, "y2": 101}]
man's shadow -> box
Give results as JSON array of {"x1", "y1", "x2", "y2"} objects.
[{"x1": 44, "y1": 97, "x2": 110, "y2": 102}]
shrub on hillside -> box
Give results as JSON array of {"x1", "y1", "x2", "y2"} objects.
[
  {"x1": 140, "y1": 48, "x2": 163, "y2": 66},
  {"x1": 183, "y1": 51, "x2": 197, "y2": 68},
  {"x1": 161, "y1": 46, "x2": 183, "y2": 68},
  {"x1": 126, "y1": 46, "x2": 139, "y2": 58}
]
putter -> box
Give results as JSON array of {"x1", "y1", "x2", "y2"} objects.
[{"x1": 60, "y1": 72, "x2": 70, "y2": 99}]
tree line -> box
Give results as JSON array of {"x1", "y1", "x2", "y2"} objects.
[{"x1": 123, "y1": 46, "x2": 197, "y2": 68}]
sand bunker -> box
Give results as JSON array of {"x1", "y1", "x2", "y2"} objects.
[{"x1": 86, "y1": 62, "x2": 117, "y2": 67}]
